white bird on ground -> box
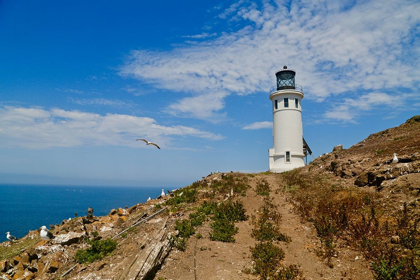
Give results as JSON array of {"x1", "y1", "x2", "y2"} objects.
[
  {"x1": 161, "y1": 189, "x2": 166, "y2": 196},
  {"x1": 136, "y1": 139, "x2": 160, "y2": 149},
  {"x1": 40, "y1": 226, "x2": 54, "y2": 240},
  {"x1": 6, "y1": 232, "x2": 17, "y2": 242},
  {"x1": 147, "y1": 197, "x2": 151, "y2": 201},
  {"x1": 392, "y1": 153, "x2": 398, "y2": 163}
]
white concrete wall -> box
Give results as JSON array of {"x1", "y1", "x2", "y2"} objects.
[{"x1": 269, "y1": 89, "x2": 304, "y2": 172}]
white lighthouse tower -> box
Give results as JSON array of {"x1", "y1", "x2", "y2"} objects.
[{"x1": 268, "y1": 66, "x2": 305, "y2": 172}]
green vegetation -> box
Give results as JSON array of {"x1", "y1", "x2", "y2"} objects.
[
  {"x1": 166, "y1": 188, "x2": 198, "y2": 206},
  {"x1": 210, "y1": 174, "x2": 250, "y2": 196},
  {"x1": 210, "y1": 219, "x2": 238, "y2": 242},
  {"x1": 167, "y1": 174, "x2": 250, "y2": 250},
  {"x1": 405, "y1": 115, "x2": 420, "y2": 124},
  {"x1": 175, "y1": 219, "x2": 195, "y2": 238},
  {"x1": 249, "y1": 190, "x2": 299, "y2": 279},
  {"x1": 256, "y1": 179, "x2": 270, "y2": 196},
  {"x1": 251, "y1": 242, "x2": 285, "y2": 279},
  {"x1": 0, "y1": 237, "x2": 40, "y2": 261},
  {"x1": 74, "y1": 237, "x2": 117, "y2": 263},
  {"x1": 252, "y1": 198, "x2": 290, "y2": 243},
  {"x1": 210, "y1": 200, "x2": 248, "y2": 242}
]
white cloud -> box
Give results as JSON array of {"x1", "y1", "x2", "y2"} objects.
[
  {"x1": 120, "y1": 0, "x2": 420, "y2": 122},
  {"x1": 0, "y1": 106, "x2": 223, "y2": 149},
  {"x1": 55, "y1": 88, "x2": 84, "y2": 94},
  {"x1": 182, "y1": 33, "x2": 217, "y2": 39},
  {"x1": 167, "y1": 92, "x2": 228, "y2": 123},
  {"x1": 69, "y1": 97, "x2": 133, "y2": 108},
  {"x1": 242, "y1": 121, "x2": 272, "y2": 130},
  {"x1": 324, "y1": 92, "x2": 412, "y2": 123}
]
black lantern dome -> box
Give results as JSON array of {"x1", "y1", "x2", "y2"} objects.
[{"x1": 275, "y1": 65, "x2": 295, "y2": 90}]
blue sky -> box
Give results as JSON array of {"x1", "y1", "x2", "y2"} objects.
[{"x1": 0, "y1": 0, "x2": 419, "y2": 187}]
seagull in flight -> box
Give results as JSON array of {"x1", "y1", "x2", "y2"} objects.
[
  {"x1": 136, "y1": 139, "x2": 160, "y2": 149},
  {"x1": 6, "y1": 232, "x2": 17, "y2": 242}
]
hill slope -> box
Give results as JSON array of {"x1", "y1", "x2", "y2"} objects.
[{"x1": 1, "y1": 116, "x2": 419, "y2": 280}]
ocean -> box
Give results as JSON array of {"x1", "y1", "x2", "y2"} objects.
[{"x1": 0, "y1": 184, "x2": 169, "y2": 243}]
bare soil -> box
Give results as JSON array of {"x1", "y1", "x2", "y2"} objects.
[{"x1": 155, "y1": 173, "x2": 374, "y2": 280}]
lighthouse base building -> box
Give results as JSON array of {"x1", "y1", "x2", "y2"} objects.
[{"x1": 268, "y1": 66, "x2": 305, "y2": 173}]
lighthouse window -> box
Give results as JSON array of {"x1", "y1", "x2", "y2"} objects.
[
  {"x1": 285, "y1": 151, "x2": 291, "y2": 163},
  {"x1": 284, "y1": 98, "x2": 289, "y2": 108},
  {"x1": 295, "y1": 99, "x2": 299, "y2": 108},
  {"x1": 275, "y1": 100, "x2": 278, "y2": 109}
]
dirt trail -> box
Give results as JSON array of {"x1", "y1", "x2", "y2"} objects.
[
  {"x1": 155, "y1": 174, "x2": 374, "y2": 280},
  {"x1": 261, "y1": 174, "x2": 373, "y2": 280}
]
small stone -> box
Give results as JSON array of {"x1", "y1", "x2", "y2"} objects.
[{"x1": 391, "y1": 235, "x2": 400, "y2": 244}]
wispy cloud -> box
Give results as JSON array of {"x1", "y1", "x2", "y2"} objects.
[
  {"x1": 120, "y1": 0, "x2": 420, "y2": 123},
  {"x1": 182, "y1": 33, "x2": 217, "y2": 39},
  {"x1": 55, "y1": 88, "x2": 84, "y2": 94},
  {"x1": 0, "y1": 106, "x2": 223, "y2": 149},
  {"x1": 69, "y1": 97, "x2": 134, "y2": 108},
  {"x1": 324, "y1": 92, "x2": 416, "y2": 123},
  {"x1": 242, "y1": 121, "x2": 272, "y2": 130}
]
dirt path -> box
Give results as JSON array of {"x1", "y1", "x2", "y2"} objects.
[
  {"x1": 154, "y1": 174, "x2": 374, "y2": 280},
  {"x1": 261, "y1": 174, "x2": 373, "y2": 280}
]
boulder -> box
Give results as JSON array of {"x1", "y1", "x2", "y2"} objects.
[
  {"x1": 0, "y1": 272, "x2": 12, "y2": 279},
  {"x1": 12, "y1": 269, "x2": 25, "y2": 280},
  {"x1": 113, "y1": 217, "x2": 126, "y2": 227},
  {"x1": 117, "y1": 208, "x2": 128, "y2": 216},
  {"x1": 0, "y1": 260, "x2": 9, "y2": 272},
  {"x1": 54, "y1": 232, "x2": 85, "y2": 246},
  {"x1": 333, "y1": 145, "x2": 343, "y2": 152},
  {"x1": 47, "y1": 261, "x2": 59, "y2": 273}
]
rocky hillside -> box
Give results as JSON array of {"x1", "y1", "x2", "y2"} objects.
[{"x1": 1, "y1": 116, "x2": 419, "y2": 280}]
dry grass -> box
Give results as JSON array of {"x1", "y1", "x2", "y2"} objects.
[
  {"x1": 0, "y1": 237, "x2": 40, "y2": 261},
  {"x1": 280, "y1": 169, "x2": 419, "y2": 279}
]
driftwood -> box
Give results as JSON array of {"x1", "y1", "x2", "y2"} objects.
[{"x1": 116, "y1": 219, "x2": 171, "y2": 280}]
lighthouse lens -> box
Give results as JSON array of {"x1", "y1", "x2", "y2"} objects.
[{"x1": 276, "y1": 70, "x2": 295, "y2": 90}]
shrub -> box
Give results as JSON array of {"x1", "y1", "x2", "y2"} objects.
[
  {"x1": 166, "y1": 188, "x2": 198, "y2": 206},
  {"x1": 189, "y1": 212, "x2": 206, "y2": 227},
  {"x1": 175, "y1": 219, "x2": 195, "y2": 238},
  {"x1": 74, "y1": 238, "x2": 117, "y2": 263},
  {"x1": 210, "y1": 219, "x2": 237, "y2": 242},
  {"x1": 214, "y1": 200, "x2": 248, "y2": 222},
  {"x1": 372, "y1": 257, "x2": 404, "y2": 280},
  {"x1": 252, "y1": 220, "x2": 291, "y2": 243},
  {"x1": 256, "y1": 180, "x2": 270, "y2": 196},
  {"x1": 275, "y1": 264, "x2": 302, "y2": 280},
  {"x1": 251, "y1": 242, "x2": 285, "y2": 279},
  {"x1": 209, "y1": 200, "x2": 247, "y2": 242},
  {"x1": 170, "y1": 236, "x2": 187, "y2": 251},
  {"x1": 197, "y1": 201, "x2": 218, "y2": 215}
]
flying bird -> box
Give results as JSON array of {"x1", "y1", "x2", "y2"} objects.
[
  {"x1": 40, "y1": 226, "x2": 54, "y2": 240},
  {"x1": 6, "y1": 232, "x2": 17, "y2": 242},
  {"x1": 136, "y1": 139, "x2": 160, "y2": 149}
]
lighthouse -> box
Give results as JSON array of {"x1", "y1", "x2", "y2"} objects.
[{"x1": 268, "y1": 66, "x2": 305, "y2": 172}]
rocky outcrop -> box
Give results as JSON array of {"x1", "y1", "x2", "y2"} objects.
[
  {"x1": 354, "y1": 159, "x2": 420, "y2": 188},
  {"x1": 115, "y1": 220, "x2": 171, "y2": 280}
]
